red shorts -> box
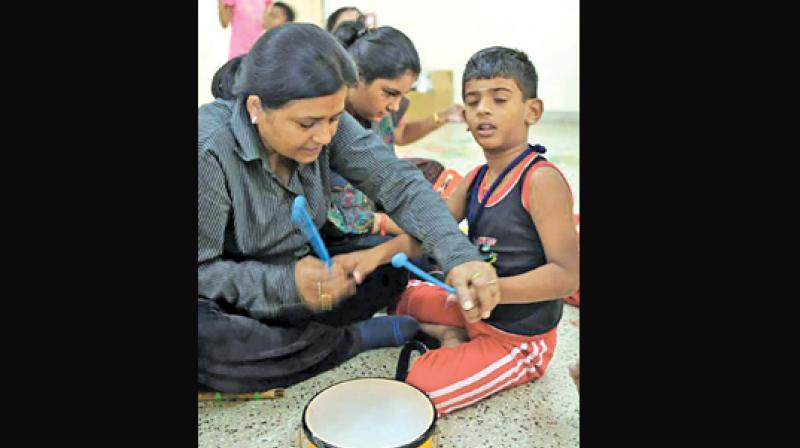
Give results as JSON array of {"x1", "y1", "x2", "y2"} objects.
[{"x1": 393, "y1": 281, "x2": 558, "y2": 416}]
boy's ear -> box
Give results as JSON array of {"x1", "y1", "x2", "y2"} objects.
[
  {"x1": 461, "y1": 107, "x2": 467, "y2": 123},
  {"x1": 524, "y1": 98, "x2": 544, "y2": 126}
]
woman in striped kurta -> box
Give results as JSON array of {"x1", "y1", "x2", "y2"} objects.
[{"x1": 197, "y1": 23, "x2": 501, "y2": 393}]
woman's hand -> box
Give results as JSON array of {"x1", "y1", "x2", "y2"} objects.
[
  {"x1": 446, "y1": 260, "x2": 500, "y2": 323},
  {"x1": 294, "y1": 256, "x2": 357, "y2": 312}
]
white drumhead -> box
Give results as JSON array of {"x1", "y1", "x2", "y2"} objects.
[{"x1": 305, "y1": 378, "x2": 434, "y2": 448}]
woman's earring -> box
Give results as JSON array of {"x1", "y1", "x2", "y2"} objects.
[{"x1": 251, "y1": 115, "x2": 258, "y2": 125}]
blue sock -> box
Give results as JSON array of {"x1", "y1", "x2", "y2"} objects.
[{"x1": 353, "y1": 316, "x2": 420, "y2": 351}]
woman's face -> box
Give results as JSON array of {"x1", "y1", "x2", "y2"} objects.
[
  {"x1": 247, "y1": 86, "x2": 348, "y2": 165},
  {"x1": 347, "y1": 70, "x2": 418, "y2": 122}
]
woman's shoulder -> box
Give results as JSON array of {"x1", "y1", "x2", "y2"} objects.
[
  {"x1": 329, "y1": 111, "x2": 372, "y2": 148},
  {"x1": 198, "y1": 99, "x2": 236, "y2": 156}
]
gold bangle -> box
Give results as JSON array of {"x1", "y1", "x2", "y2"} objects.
[
  {"x1": 433, "y1": 112, "x2": 443, "y2": 126},
  {"x1": 319, "y1": 293, "x2": 332, "y2": 311},
  {"x1": 318, "y1": 282, "x2": 332, "y2": 311}
]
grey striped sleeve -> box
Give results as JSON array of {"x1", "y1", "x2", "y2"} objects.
[
  {"x1": 329, "y1": 113, "x2": 481, "y2": 273},
  {"x1": 197, "y1": 151, "x2": 300, "y2": 319}
]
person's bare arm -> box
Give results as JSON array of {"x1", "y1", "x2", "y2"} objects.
[
  {"x1": 444, "y1": 173, "x2": 471, "y2": 223},
  {"x1": 394, "y1": 104, "x2": 464, "y2": 146},
  {"x1": 371, "y1": 172, "x2": 470, "y2": 237},
  {"x1": 371, "y1": 213, "x2": 405, "y2": 235},
  {"x1": 340, "y1": 176, "x2": 475, "y2": 281},
  {"x1": 331, "y1": 233, "x2": 424, "y2": 284},
  {"x1": 496, "y1": 167, "x2": 579, "y2": 303},
  {"x1": 393, "y1": 114, "x2": 439, "y2": 146},
  {"x1": 218, "y1": 0, "x2": 232, "y2": 28}
]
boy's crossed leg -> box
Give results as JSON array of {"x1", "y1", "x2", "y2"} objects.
[{"x1": 394, "y1": 281, "x2": 558, "y2": 416}]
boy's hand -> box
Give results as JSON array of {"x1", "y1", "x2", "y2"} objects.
[
  {"x1": 443, "y1": 104, "x2": 465, "y2": 123},
  {"x1": 332, "y1": 247, "x2": 385, "y2": 285},
  {"x1": 446, "y1": 260, "x2": 500, "y2": 322}
]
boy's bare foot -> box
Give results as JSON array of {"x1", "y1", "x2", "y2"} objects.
[
  {"x1": 420, "y1": 323, "x2": 468, "y2": 348},
  {"x1": 569, "y1": 360, "x2": 580, "y2": 392}
]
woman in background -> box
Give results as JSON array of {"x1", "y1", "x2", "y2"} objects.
[
  {"x1": 217, "y1": 0, "x2": 270, "y2": 60},
  {"x1": 324, "y1": 20, "x2": 464, "y2": 249},
  {"x1": 326, "y1": 6, "x2": 364, "y2": 32}
]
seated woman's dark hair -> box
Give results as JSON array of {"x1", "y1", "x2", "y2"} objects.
[
  {"x1": 333, "y1": 20, "x2": 420, "y2": 84},
  {"x1": 210, "y1": 55, "x2": 244, "y2": 100},
  {"x1": 223, "y1": 23, "x2": 357, "y2": 109}
]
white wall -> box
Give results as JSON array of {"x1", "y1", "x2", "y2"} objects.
[
  {"x1": 325, "y1": 0, "x2": 579, "y2": 112},
  {"x1": 198, "y1": 1, "x2": 325, "y2": 106},
  {"x1": 199, "y1": 0, "x2": 579, "y2": 112},
  {"x1": 198, "y1": 1, "x2": 232, "y2": 106}
]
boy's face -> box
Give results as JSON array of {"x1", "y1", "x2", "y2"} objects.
[{"x1": 462, "y1": 77, "x2": 542, "y2": 152}]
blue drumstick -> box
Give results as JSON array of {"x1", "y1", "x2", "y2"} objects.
[
  {"x1": 291, "y1": 195, "x2": 332, "y2": 269},
  {"x1": 391, "y1": 252, "x2": 456, "y2": 294}
]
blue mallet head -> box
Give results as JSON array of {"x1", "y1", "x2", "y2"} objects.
[
  {"x1": 391, "y1": 252, "x2": 408, "y2": 268},
  {"x1": 290, "y1": 195, "x2": 307, "y2": 226}
]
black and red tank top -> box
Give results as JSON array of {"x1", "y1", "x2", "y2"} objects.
[{"x1": 465, "y1": 144, "x2": 574, "y2": 335}]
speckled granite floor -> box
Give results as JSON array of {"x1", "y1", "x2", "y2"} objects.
[
  {"x1": 198, "y1": 305, "x2": 579, "y2": 448},
  {"x1": 198, "y1": 117, "x2": 580, "y2": 447}
]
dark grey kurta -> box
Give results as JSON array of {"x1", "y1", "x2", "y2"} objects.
[{"x1": 198, "y1": 98, "x2": 479, "y2": 320}]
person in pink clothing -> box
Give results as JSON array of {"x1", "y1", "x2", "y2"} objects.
[{"x1": 217, "y1": 0, "x2": 274, "y2": 60}]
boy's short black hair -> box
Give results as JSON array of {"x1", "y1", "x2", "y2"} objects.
[
  {"x1": 462, "y1": 47, "x2": 538, "y2": 100},
  {"x1": 272, "y1": 2, "x2": 296, "y2": 22}
]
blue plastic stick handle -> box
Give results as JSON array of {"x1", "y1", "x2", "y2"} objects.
[
  {"x1": 391, "y1": 252, "x2": 456, "y2": 294},
  {"x1": 291, "y1": 196, "x2": 332, "y2": 269}
]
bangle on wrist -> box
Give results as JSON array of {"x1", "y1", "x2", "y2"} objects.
[{"x1": 433, "y1": 112, "x2": 444, "y2": 126}]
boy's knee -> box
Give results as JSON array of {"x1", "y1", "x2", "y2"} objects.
[
  {"x1": 394, "y1": 281, "x2": 429, "y2": 315},
  {"x1": 405, "y1": 366, "x2": 436, "y2": 396},
  {"x1": 399, "y1": 282, "x2": 446, "y2": 305},
  {"x1": 403, "y1": 350, "x2": 455, "y2": 396}
]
